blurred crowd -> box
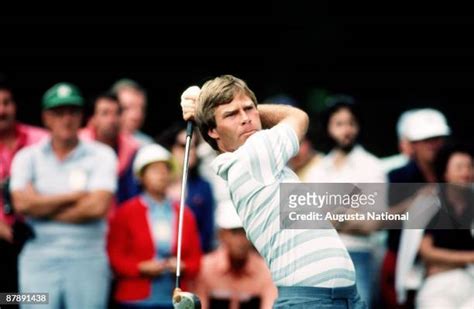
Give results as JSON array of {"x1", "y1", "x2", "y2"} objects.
[{"x1": 0, "y1": 78, "x2": 473, "y2": 309}]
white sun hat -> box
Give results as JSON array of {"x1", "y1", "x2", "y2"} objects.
[
  {"x1": 133, "y1": 143, "x2": 173, "y2": 177},
  {"x1": 403, "y1": 108, "x2": 451, "y2": 142}
]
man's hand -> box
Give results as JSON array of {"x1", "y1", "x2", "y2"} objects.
[
  {"x1": 12, "y1": 183, "x2": 86, "y2": 218},
  {"x1": 21, "y1": 183, "x2": 39, "y2": 204},
  {"x1": 180, "y1": 86, "x2": 201, "y2": 121},
  {"x1": 52, "y1": 190, "x2": 112, "y2": 223},
  {"x1": 0, "y1": 220, "x2": 13, "y2": 243},
  {"x1": 165, "y1": 257, "x2": 185, "y2": 273},
  {"x1": 138, "y1": 259, "x2": 167, "y2": 277}
]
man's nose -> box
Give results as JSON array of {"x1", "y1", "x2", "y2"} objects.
[{"x1": 240, "y1": 109, "x2": 250, "y2": 123}]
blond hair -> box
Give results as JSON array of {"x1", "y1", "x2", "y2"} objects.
[{"x1": 196, "y1": 75, "x2": 257, "y2": 150}]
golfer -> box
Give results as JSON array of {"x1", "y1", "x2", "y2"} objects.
[{"x1": 180, "y1": 75, "x2": 366, "y2": 308}]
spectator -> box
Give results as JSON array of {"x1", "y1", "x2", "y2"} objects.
[
  {"x1": 111, "y1": 78, "x2": 154, "y2": 146},
  {"x1": 10, "y1": 82, "x2": 117, "y2": 309},
  {"x1": 382, "y1": 108, "x2": 450, "y2": 308},
  {"x1": 107, "y1": 144, "x2": 201, "y2": 309},
  {"x1": 0, "y1": 81, "x2": 48, "y2": 293},
  {"x1": 196, "y1": 202, "x2": 277, "y2": 309},
  {"x1": 157, "y1": 122, "x2": 215, "y2": 253},
  {"x1": 306, "y1": 97, "x2": 387, "y2": 308},
  {"x1": 381, "y1": 110, "x2": 415, "y2": 173},
  {"x1": 80, "y1": 92, "x2": 140, "y2": 204},
  {"x1": 416, "y1": 144, "x2": 474, "y2": 308}
]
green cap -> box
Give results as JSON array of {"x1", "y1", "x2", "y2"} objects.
[{"x1": 42, "y1": 82, "x2": 84, "y2": 110}]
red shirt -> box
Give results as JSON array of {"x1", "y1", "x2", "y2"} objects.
[{"x1": 0, "y1": 123, "x2": 48, "y2": 223}]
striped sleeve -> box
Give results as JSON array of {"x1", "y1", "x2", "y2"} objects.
[{"x1": 239, "y1": 123, "x2": 299, "y2": 185}]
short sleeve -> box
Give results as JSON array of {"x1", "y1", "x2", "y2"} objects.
[
  {"x1": 88, "y1": 146, "x2": 118, "y2": 192},
  {"x1": 237, "y1": 123, "x2": 299, "y2": 184},
  {"x1": 9, "y1": 148, "x2": 34, "y2": 191}
]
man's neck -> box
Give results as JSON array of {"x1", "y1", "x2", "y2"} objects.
[
  {"x1": 332, "y1": 148, "x2": 351, "y2": 168},
  {"x1": 96, "y1": 132, "x2": 118, "y2": 149},
  {"x1": 121, "y1": 126, "x2": 136, "y2": 136},
  {"x1": 0, "y1": 124, "x2": 18, "y2": 149},
  {"x1": 228, "y1": 254, "x2": 250, "y2": 275},
  {"x1": 416, "y1": 159, "x2": 437, "y2": 182},
  {"x1": 51, "y1": 137, "x2": 79, "y2": 160}
]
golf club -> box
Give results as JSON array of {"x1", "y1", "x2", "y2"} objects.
[{"x1": 172, "y1": 120, "x2": 201, "y2": 309}]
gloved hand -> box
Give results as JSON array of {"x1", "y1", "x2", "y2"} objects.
[
  {"x1": 172, "y1": 288, "x2": 201, "y2": 309},
  {"x1": 180, "y1": 86, "x2": 201, "y2": 122}
]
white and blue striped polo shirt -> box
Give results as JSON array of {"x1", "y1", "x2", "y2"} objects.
[{"x1": 211, "y1": 123, "x2": 356, "y2": 288}]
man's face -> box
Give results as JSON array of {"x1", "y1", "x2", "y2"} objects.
[
  {"x1": 117, "y1": 89, "x2": 145, "y2": 133},
  {"x1": 0, "y1": 89, "x2": 16, "y2": 132},
  {"x1": 411, "y1": 136, "x2": 445, "y2": 165},
  {"x1": 43, "y1": 106, "x2": 82, "y2": 141},
  {"x1": 219, "y1": 228, "x2": 252, "y2": 264},
  {"x1": 92, "y1": 98, "x2": 121, "y2": 140},
  {"x1": 327, "y1": 107, "x2": 359, "y2": 152},
  {"x1": 208, "y1": 92, "x2": 262, "y2": 152}
]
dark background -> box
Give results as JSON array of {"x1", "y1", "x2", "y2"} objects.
[{"x1": 2, "y1": 7, "x2": 474, "y2": 157}]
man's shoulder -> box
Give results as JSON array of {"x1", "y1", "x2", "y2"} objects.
[
  {"x1": 80, "y1": 140, "x2": 117, "y2": 160},
  {"x1": 353, "y1": 146, "x2": 383, "y2": 165},
  {"x1": 237, "y1": 123, "x2": 298, "y2": 157},
  {"x1": 388, "y1": 160, "x2": 419, "y2": 182},
  {"x1": 14, "y1": 138, "x2": 47, "y2": 158},
  {"x1": 17, "y1": 123, "x2": 47, "y2": 135},
  {"x1": 120, "y1": 132, "x2": 140, "y2": 151},
  {"x1": 201, "y1": 247, "x2": 226, "y2": 271}
]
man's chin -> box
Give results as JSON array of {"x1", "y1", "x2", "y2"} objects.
[
  {"x1": 0, "y1": 121, "x2": 13, "y2": 131},
  {"x1": 338, "y1": 143, "x2": 356, "y2": 153},
  {"x1": 240, "y1": 129, "x2": 258, "y2": 142}
]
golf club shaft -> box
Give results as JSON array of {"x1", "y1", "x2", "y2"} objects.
[{"x1": 175, "y1": 121, "x2": 194, "y2": 288}]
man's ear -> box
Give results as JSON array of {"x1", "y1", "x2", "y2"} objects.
[
  {"x1": 42, "y1": 111, "x2": 50, "y2": 130},
  {"x1": 208, "y1": 127, "x2": 219, "y2": 140}
]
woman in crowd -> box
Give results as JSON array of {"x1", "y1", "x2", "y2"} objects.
[
  {"x1": 157, "y1": 123, "x2": 215, "y2": 253},
  {"x1": 107, "y1": 144, "x2": 202, "y2": 309},
  {"x1": 416, "y1": 144, "x2": 474, "y2": 308}
]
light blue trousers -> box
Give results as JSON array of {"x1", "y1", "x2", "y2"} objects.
[
  {"x1": 275, "y1": 285, "x2": 367, "y2": 309},
  {"x1": 19, "y1": 254, "x2": 111, "y2": 309}
]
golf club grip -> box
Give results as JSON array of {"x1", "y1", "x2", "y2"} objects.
[{"x1": 186, "y1": 121, "x2": 194, "y2": 137}]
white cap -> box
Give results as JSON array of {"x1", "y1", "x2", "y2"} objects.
[
  {"x1": 403, "y1": 108, "x2": 451, "y2": 142},
  {"x1": 396, "y1": 110, "x2": 415, "y2": 140},
  {"x1": 216, "y1": 202, "x2": 243, "y2": 229},
  {"x1": 133, "y1": 144, "x2": 173, "y2": 177}
]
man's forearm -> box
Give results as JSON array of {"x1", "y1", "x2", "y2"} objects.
[
  {"x1": 258, "y1": 104, "x2": 309, "y2": 141},
  {"x1": 53, "y1": 191, "x2": 113, "y2": 223},
  {"x1": 12, "y1": 191, "x2": 84, "y2": 218}
]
